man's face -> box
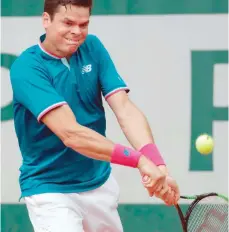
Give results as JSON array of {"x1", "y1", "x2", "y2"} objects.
[{"x1": 42, "y1": 4, "x2": 90, "y2": 56}]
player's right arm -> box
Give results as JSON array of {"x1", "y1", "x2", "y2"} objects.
[{"x1": 41, "y1": 104, "x2": 114, "y2": 162}]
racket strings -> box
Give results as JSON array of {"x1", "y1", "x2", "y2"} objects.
[{"x1": 187, "y1": 196, "x2": 228, "y2": 232}]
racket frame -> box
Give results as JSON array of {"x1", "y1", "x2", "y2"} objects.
[{"x1": 175, "y1": 192, "x2": 228, "y2": 232}]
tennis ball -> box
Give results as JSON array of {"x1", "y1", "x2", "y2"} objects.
[{"x1": 195, "y1": 134, "x2": 214, "y2": 155}]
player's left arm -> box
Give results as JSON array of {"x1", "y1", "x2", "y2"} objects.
[
  {"x1": 106, "y1": 91, "x2": 165, "y2": 167},
  {"x1": 107, "y1": 90, "x2": 180, "y2": 202},
  {"x1": 107, "y1": 91, "x2": 153, "y2": 149},
  {"x1": 94, "y1": 34, "x2": 168, "y2": 173},
  {"x1": 94, "y1": 34, "x2": 179, "y2": 203}
]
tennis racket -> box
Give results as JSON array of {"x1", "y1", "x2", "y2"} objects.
[{"x1": 176, "y1": 192, "x2": 228, "y2": 232}]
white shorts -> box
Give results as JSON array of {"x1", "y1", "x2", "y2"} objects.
[{"x1": 24, "y1": 174, "x2": 123, "y2": 232}]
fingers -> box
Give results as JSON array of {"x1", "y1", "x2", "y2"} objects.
[
  {"x1": 164, "y1": 188, "x2": 180, "y2": 205},
  {"x1": 147, "y1": 184, "x2": 163, "y2": 197},
  {"x1": 146, "y1": 188, "x2": 154, "y2": 197},
  {"x1": 155, "y1": 183, "x2": 170, "y2": 198},
  {"x1": 144, "y1": 180, "x2": 180, "y2": 206},
  {"x1": 154, "y1": 188, "x2": 173, "y2": 206},
  {"x1": 140, "y1": 162, "x2": 181, "y2": 206},
  {"x1": 142, "y1": 175, "x2": 150, "y2": 184},
  {"x1": 142, "y1": 175, "x2": 155, "y2": 196},
  {"x1": 142, "y1": 175, "x2": 165, "y2": 197},
  {"x1": 165, "y1": 190, "x2": 175, "y2": 205},
  {"x1": 142, "y1": 174, "x2": 166, "y2": 187},
  {"x1": 154, "y1": 183, "x2": 180, "y2": 206},
  {"x1": 164, "y1": 176, "x2": 180, "y2": 205},
  {"x1": 142, "y1": 175, "x2": 165, "y2": 195}
]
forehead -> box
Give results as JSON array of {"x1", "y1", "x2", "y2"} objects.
[{"x1": 54, "y1": 4, "x2": 90, "y2": 22}]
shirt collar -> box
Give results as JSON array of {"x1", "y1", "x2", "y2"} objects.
[{"x1": 38, "y1": 34, "x2": 62, "y2": 59}]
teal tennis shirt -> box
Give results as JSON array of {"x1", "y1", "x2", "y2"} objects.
[{"x1": 10, "y1": 34, "x2": 129, "y2": 198}]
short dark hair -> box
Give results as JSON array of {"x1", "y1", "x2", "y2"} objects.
[{"x1": 44, "y1": 0, "x2": 93, "y2": 19}]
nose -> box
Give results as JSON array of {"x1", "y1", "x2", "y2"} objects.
[{"x1": 71, "y1": 25, "x2": 81, "y2": 35}]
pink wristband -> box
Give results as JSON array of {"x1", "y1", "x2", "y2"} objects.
[
  {"x1": 139, "y1": 143, "x2": 165, "y2": 166},
  {"x1": 111, "y1": 144, "x2": 141, "y2": 168}
]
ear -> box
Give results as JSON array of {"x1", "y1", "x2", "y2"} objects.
[{"x1": 42, "y1": 12, "x2": 52, "y2": 29}]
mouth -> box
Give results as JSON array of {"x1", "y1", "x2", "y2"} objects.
[{"x1": 65, "y1": 38, "x2": 80, "y2": 45}]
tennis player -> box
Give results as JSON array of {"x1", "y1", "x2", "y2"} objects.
[{"x1": 10, "y1": 0, "x2": 180, "y2": 231}]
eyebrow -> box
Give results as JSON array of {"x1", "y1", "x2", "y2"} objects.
[
  {"x1": 79, "y1": 20, "x2": 89, "y2": 25},
  {"x1": 63, "y1": 17, "x2": 89, "y2": 25}
]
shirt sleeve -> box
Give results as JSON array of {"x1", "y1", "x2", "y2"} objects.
[
  {"x1": 92, "y1": 36, "x2": 130, "y2": 100},
  {"x1": 10, "y1": 59, "x2": 67, "y2": 122}
]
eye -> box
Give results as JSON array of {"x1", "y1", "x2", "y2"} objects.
[
  {"x1": 65, "y1": 21, "x2": 73, "y2": 26},
  {"x1": 80, "y1": 23, "x2": 88, "y2": 29}
]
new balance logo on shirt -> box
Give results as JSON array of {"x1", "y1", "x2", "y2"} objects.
[{"x1": 82, "y1": 64, "x2": 92, "y2": 74}]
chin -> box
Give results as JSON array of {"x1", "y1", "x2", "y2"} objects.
[{"x1": 68, "y1": 45, "x2": 79, "y2": 54}]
